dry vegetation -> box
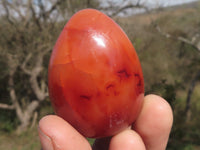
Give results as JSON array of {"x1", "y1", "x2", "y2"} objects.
[{"x1": 117, "y1": 3, "x2": 200, "y2": 149}]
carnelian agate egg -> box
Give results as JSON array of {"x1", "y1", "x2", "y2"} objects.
[{"x1": 48, "y1": 9, "x2": 144, "y2": 138}]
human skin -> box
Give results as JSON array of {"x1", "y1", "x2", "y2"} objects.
[{"x1": 38, "y1": 94, "x2": 173, "y2": 150}]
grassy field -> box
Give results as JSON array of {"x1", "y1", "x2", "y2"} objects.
[
  {"x1": 0, "y1": 127, "x2": 95, "y2": 150},
  {"x1": 0, "y1": 128, "x2": 40, "y2": 150}
]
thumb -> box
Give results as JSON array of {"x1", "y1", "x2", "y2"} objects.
[{"x1": 38, "y1": 115, "x2": 91, "y2": 150}]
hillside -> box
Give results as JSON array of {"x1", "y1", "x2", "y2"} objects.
[{"x1": 117, "y1": 3, "x2": 200, "y2": 149}]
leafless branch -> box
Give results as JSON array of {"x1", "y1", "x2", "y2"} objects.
[
  {"x1": 99, "y1": 0, "x2": 149, "y2": 17},
  {"x1": 2, "y1": 0, "x2": 15, "y2": 25},
  {"x1": 29, "y1": 48, "x2": 51, "y2": 101},
  {"x1": 30, "y1": 1, "x2": 42, "y2": 30},
  {"x1": 21, "y1": 53, "x2": 32, "y2": 75},
  {"x1": 155, "y1": 25, "x2": 171, "y2": 38},
  {"x1": 5, "y1": 1, "x2": 25, "y2": 20},
  {"x1": 30, "y1": 111, "x2": 38, "y2": 129},
  {"x1": 111, "y1": 4, "x2": 148, "y2": 17},
  {"x1": 26, "y1": 100, "x2": 39, "y2": 115},
  {"x1": 0, "y1": 103, "x2": 15, "y2": 110},
  {"x1": 7, "y1": 54, "x2": 24, "y2": 122},
  {"x1": 178, "y1": 35, "x2": 200, "y2": 52},
  {"x1": 185, "y1": 70, "x2": 200, "y2": 121},
  {"x1": 155, "y1": 25, "x2": 200, "y2": 53},
  {"x1": 23, "y1": 0, "x2": 33, "y2": 27},
  {"x1": 38, "y1": 0, "x2": 46, "y2": 19},
  {"x1": 136, "y1": 0, "x2": 141, "y2": 6},
  {"x1": 45, "y1": 0, "x2": 61, "y2": 18}
]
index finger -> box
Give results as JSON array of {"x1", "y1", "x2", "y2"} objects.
[{"x1": 133, "y1": 94, "x2": 173, "y2": 150}]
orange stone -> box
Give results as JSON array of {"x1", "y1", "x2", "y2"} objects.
[{"x1": 48, "y1": 9, "x2": 144, "y2": 138}]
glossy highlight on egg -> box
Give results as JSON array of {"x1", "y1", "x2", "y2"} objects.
[{"x1": 48, "y1": 9, "x2": 144, "y2": 138}]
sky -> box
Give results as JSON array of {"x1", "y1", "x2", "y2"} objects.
[
  {"x1": 100, "y1": 0, "x2": 199, "y2": 16},
  {"x1": 143, "y1": 0, "x2": 198, "y2": 7},
  {"x1": 101, "y1": 0, "x2": 198, "y2": 7}
]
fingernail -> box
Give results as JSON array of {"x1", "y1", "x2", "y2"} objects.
[{"x1": 38, "y1": 128, "x2": 54, "y2": 150}]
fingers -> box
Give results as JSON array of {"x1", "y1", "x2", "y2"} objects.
[
  {"x1": 93, "y1": 94, "x2": 173, "y2": 150},
  {"x1": 133, "y1": 94, "x2": 173, "y2": 150},
  {"x1": 38, "y1": 94, "x2": 173, "y2": 150},
  {"x1": 93, "y1": 129, "x2": 145, "y2": 150},
  {"x1": 38, "y1": 115, "x2": 91, "y2": 150},
  {"x1": 109, "y1": 129, "x2": 146, "y2": 150}
]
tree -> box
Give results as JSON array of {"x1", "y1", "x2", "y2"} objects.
[
  {"x1": 154, "y1": 14, "x2": 200, "y2": 121},
  {"x1": 99, "y1": 0, "x2": 148, "y2": 17},
  {"x1": 0, "y1": 0, "x2": 99, "y2": 132}
]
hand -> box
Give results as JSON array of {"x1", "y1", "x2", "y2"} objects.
[{"x1": 38, "y1": 94, "x2": 173, "y2": 150}]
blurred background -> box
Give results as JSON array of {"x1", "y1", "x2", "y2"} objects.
[{"x1": 0, "y1": 0, "x2": 199, "y2": 149}]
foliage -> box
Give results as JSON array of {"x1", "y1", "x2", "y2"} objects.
[
  {"x1": 0, "y1": 110, "x2": 17, "y2": 132},
  {"x1": 0, "y1": 0, "x2": 100, "y2": 132},
  {"x1": 117, "y1": 3, "x2": 200, "y2": 149}
]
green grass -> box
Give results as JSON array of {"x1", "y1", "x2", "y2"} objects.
[
  {"x1": 87, "y1": 138, "x2": 95, "y2": 145},
  {"x1": 0, "y1": 127, "x2": 40, "y2": 150},
  {"x1": 0, "y1": 127, "x2": 96, "y2": 150}
]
